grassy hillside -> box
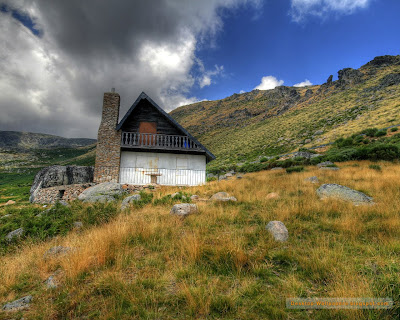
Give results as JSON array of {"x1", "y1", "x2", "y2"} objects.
[
  {"x1": 1, "y1": 161, "x2": 399, "y2": 319},
  {"x1": 170, "y1": 55, "x2": 400, "y2": 171}
]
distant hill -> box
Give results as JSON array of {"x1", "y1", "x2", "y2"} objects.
[
  {"x1": 0, "y1": 131, "x2": 96, "y2": 151},
  {"x1": 170, "y1": 55, "x2": 400, "y2": 170}
]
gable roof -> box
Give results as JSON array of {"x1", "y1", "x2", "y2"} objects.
[{"x1": 117, "y1": 92, "x2": 215, "y2": 162}]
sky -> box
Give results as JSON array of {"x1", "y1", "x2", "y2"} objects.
[{"x1": 0, "y1": 0, "x2": 399, "y2": 138}]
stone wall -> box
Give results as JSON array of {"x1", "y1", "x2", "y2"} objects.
[
  {"x1": 94, "y1": 92, "x2": 122, "y2": 183},
  {"x1": 32, "y1": 183, "x2": 95, "y2": 204}
]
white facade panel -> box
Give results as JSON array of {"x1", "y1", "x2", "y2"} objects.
[{"x1": 119, "y1": 151, "x2": 206, "y2": 186}]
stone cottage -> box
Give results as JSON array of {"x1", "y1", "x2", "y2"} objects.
[{"x1": 94, "y1": 91, "x2": 215, "y2": 186}]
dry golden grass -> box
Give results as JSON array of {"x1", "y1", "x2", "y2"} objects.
[{"x1": 1, "y1": 161, "x2": 399, "y2": 319}]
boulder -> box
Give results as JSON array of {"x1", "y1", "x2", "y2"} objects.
[
  {"x1": 291, "y1": 151, "x2": 321, "y2": 160},
  {"x1": 73, "y1": 221, "x2": 83, "y2": 229},
  {"x1": 190, "y1": 195, "x2": 199, "y2": 200},
  {"x1": 170, "y1": 203, "x2": 198, "y2": 217},
  {"x1": 316, "y1": 184, "x2": 373, "y2": 205},
  {"x1": 78, "y1": 182, "x2": 124, "y2": 203},
  {"x1": 6, "y1": 228, "x2": 24, "y2": 242},
  {"x1": 210, "y1": 192, "x2": 237, "y2": 202},
  {"x1": 2, "y1": 295, "x2": 32, "y2": 311},
  {"x1": 266, "y1": 221, "x2": 288, "y2": 242},
  {"x1": 30, "y1": 165, "x2": 94, "y2": 202},
  {"x1": 317, "y1": 161, "x2": 333, "y2": 167},
  {"x1": 121, "y1": 194, "x2": 142, "y2": 210},
  {"x1": 305, "y1": 176, "x2": 319, "y2": 184}
]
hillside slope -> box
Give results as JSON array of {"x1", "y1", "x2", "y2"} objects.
[
  {"x1": 171, "y1": 55, "x2": 400, "y2": 170},
  {"x1": 0, "y1": 161, "x2": 399, "y2": 319},
  {"x1": 0, "y1": 131, "x2": 96, "y2": 151}
]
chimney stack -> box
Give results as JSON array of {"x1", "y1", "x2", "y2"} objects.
[{"x1": 93, "y1": 91, "x2": 122, "y2": 183}]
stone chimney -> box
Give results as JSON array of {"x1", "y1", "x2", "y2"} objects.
[{"x1": 94, "y1": 91, "x2": 122, "y2": 183}]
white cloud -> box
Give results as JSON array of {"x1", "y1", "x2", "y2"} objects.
[
  {"x1": 290, "y1": 0, "x2": 370, "y2": 22},
  {"x1": 0, "y1": 0, "x2": 261, "y2": 138},
  {"x1": 254, "y1": 76, "x2": 284, "y2": 90},
  {"x1": 199, "y1": 64, "x2": 224, "y2": 88},
  {"x1": 293, "y1": 79, "x2": 313, "y2": 87},
  {"x1": 239, "y1": 90, "x2": 246, "y2": 94}
]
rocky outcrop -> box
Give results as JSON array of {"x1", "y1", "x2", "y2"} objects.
[
  {"x1": 291, "y1": 151, "x2": 321, "y2": 159},
  {"x1": 316, "y1": 184, "x2": 373, "y2": 205},
  {"x1": 170, "y1": 203, "x2": 198, "y2": 217},
  {"x1": 379, "y1": 73, "x2": 400, "y2": 88},
  {"x1": 2, "y1": 295, "x2": 32, "y2": 311},
  {"x1": 78, "y1": 182, "x2": 125, "y2": 203},
  {"x1": 30, "y1": 165, "x2": 94, "y2": 202},
  {"x1": 362, "y1": 55, "x2": 400, "y2": 69},
  {"x1": 266, "y1": 221, "x2": 288, "y2": 242},
  {"x1": 336, "y1": 68, "x2": 364, "y2": 89}
]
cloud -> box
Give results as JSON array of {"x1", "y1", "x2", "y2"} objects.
[
  {"x1": 290, "y1": 0, "x2": 370, "y2": 22},
  {"x1": 199, "y1": 64, "x2": 224, "y2": 88},
  {"x1": 254, "y1": 76, "x2": 284, "y2": 90},
  {"x1": 239, "y1": 90, "x2": 246, "y2": 94},
  {"x1": 293, "y1": 79, "x2": 313, "y2": 87},
  {"x1": 0, "y1": 0, "x2": 261, "y2": 138}
]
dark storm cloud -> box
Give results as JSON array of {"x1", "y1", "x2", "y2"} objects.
[{"x1": 0, "y1": 0, "x2": 261, "y2": 138}]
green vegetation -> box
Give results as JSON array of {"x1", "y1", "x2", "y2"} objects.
[
  {"x1": 1, "y1": 162, "x2": 400, "y2": 319},
  {"x1": 286, "y1": 166, "x2": 304, "y2": 173}
]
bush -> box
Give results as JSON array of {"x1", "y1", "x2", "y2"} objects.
[
  {"x1": 369, "y1": 164, "x2": 382, "y2": 171},
  {"x1": 361, "y1": 128, "x2": 379, "y2": 137},
  {"x1": 358, "y1": 144, "x2": 400, "y2": 161},
  {"x1": 375, "y1": 129, "x2": 387, "y2": 137},
  {"x1": 286, "y1": 166, "x2": 304, "y2": 173},
  {"x1": 391, "y1": 127, "x2": 398, "y2": 132},
  {"x1": 259, "y1": 157, "x2": 269, "y2": 162}
]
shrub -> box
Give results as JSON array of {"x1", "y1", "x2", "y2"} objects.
[
  {"x1": 361, "y1": 127, "x2": 379, "y2": 137},
  {"x1": 259, "y1": 157, "x2": 269, "y2": 162},
  {"x1": 286, "y1": 166, "x2": 304, "y2": 173},
  {"x1": 375, "y1": 129, "x2": 387, "y2": 137},
  {"x1": 369, "y1": 164, "x2": 382, "y2": 171},
  {"x1": 359, "y1": 144, "x2": 400, "y2": 161},
  {"x1": 391, "y1": 127, "x2": 398, "y2": 132}
]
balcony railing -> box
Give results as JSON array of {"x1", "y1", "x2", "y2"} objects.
[{"x1": 121, "y1": 132, "x2": 202, "y2": 151}]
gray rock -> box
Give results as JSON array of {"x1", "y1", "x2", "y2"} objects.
[
  {"x1": 121, "y1": 194, "x2": 141, "y2": 210},
  {"x1": 316, "y1": 184, "x2": 373, "y2": 205},
  {"x1": 305, "y1": 176, "x2": 319, "y2": 183},
  {"x1": 317, "y1": 161, "x2": 334, "y2": 168},
  {"x1": 6, "y1": 228, "x2": 24, "y2": 242},
  {"x1": 30, "y1": 165, "x2": 94, "y2": 202},
  {"x1": 170, "y1": 203, "x2": 198, "y2": 217},
  {"x1": 270, "y1": 167, "x2": 283, "y2": 171},
  {"x1": 336, "y1": 68, "x2": 364, "y2": 89},
  {"x1": 190, "y1": 195, "x2": 199, "y2": 200},
  {"x1": 304, "y1": 139, "x2": 312, "y2": 144},
  {"x1": 73, "y1": 221, "x2": 83, "y2": 229},
  {"x1": 266, "y1": 221, "x2": 288, "y2": 242},
  {"x1": 210, "y1": 192, "x2": 237, "y2": 202},
  {"x1": 2, "y1": 295, "x2": 32, "y2": 311},
  {"x1": 43, "y1": 246, "x2": 71, "y2": 259},
  {"x1": 320, "y1": 167, "x2": 340, "y2": 171},
  {"x1": 291, "y1": 152, "x2": 321, "y2": 160},
  {"x1": 44, "y1": 275, "x2": 58, "y2": 289},
  {"x1": 78, "y1": 182, "x2": 124, "y2": 203},
  {"x1": 236, "y1": 174, "x2": 243, "y2": 179}
]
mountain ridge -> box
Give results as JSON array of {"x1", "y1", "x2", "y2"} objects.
[{"x1": 170, "y1": 55, "x2": 400, "y2": 170}]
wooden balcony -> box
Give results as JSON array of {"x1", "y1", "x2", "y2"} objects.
[{"x1": 121, "y1": 132, "x2": 203, "y2": 152}]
